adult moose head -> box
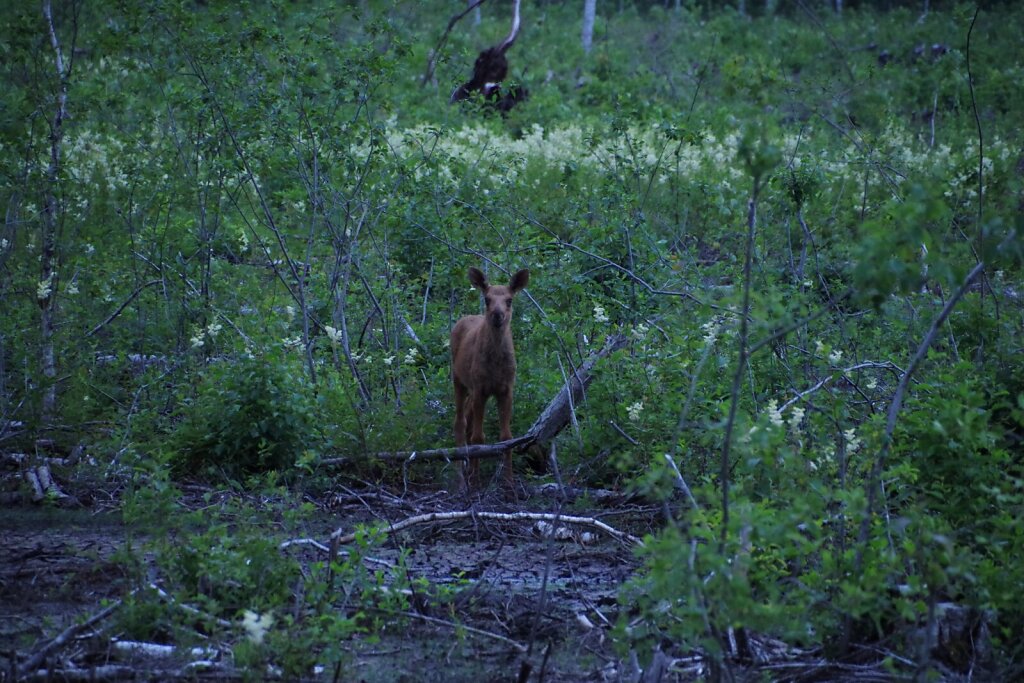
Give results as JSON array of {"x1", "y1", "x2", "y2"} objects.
[
  {"x1": 450, "y1": 0, "x2": 527, "y2": 112},
  {"x1": 450, "y1": 266, "x2": 530, "y2": 492}
]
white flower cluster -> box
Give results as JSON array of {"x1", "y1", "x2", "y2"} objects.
[
  {"x1": 403, "y1": 347, "x2": 420, "y2": 365},
  {"x1": 701, "y1": 318, "x2": 721, "y2": 345},
  {"x1": 844, "y1": 428, "x2": 862, "y2": 454},
  {"x1": 241, "y1": 610, "x2": 274, "y2": 645},
  {"x1": 65, "y1": 130, "x2": 128, "y2": 194},
  {"x1": 630, "y1": 322, "x2": 649, "y2": 342},
  {"x1": 190, "y1": 321, "x2": 223, "y2": 349},
  {"x1": 626, "y1": 401, "x2": 644, "y2": 422},
  {"x1": 815, "y1": 340, "x2": 842, "y2": 365},
  {"x1": 36, "y1": 274, "x2": 54, "y2": 301},
  {"x1": 324, "y1": 325, "x2": 344, "y2": 344},
  {"x1": 789, "y1": 405, "x2": 805, "y2": 431},
  {"x1": 593, "y1": 304, "x2": 609, "y2": 323}
]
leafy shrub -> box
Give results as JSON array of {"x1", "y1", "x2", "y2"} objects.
[{"x1": 171, "y1": 355, "x2": 314, "y2": 481}]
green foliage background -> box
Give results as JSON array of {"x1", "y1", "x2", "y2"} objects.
[{"x1": 1, "y1": 0, "x2": 1022, "y2": 676}]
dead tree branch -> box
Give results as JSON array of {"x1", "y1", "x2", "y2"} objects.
[
  {"x1": 86, "y1": 279, "x2": 162, "y2": 337},
  {"x1": 422, "y1": 0, "x2": 490, "y2": 86},
  {"x1": 854, "y1": 261, "x2": 985, "y2": 567},
  {"x1": 524, "y1": 333, "x2": 628, "y2": 444},
  {"x1": 403, "y1": 611, "x2": 527, "y2": 653},
  {"x1": 20, "y1": 599, "x2": 122, "y2": 674},
  {"x1": 331, "y1": 510, "x2": 643, "y2": 548}
]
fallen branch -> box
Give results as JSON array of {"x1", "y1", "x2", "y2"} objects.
[
  {"x1": 321, "y1": 436, "x2": 532, "y2": 467},
  {"x1": 778, "y1": 361, "x2": 903, "y2": 411},
  {"x1": 330, "y1": 510, "x2": 643, "y2": 548},
  {"x1": 525, "y1": 334, "x2": 628, "y2": 444},
  {"x1": 20, "y1": 599, "x2": 122, "y2": 674},
  {"x1": 403, "y1": 611, "x2": 527, "y2": 653},
  {"x1": 23, "y1": 663, "x2": 224, "y2": 682},
  {"x1": 148, "y1": 582, "x2": 233, "y2": 628},
  {"x1": 111, "y1": 640, "x2": 218, "y2": 660},
  {"x1": 24, "y1": 464, "x2": 79, "y2": 506},
  {"x1": 86, "y1": 279, "x2": 162, "y2": 338}
]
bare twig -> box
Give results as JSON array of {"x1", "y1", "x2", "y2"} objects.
[
  {"x1": 663, "y1": 453, "x2": 699, "y2": 511},
  {"x1": 854, "y1": 262, "x2": 985, "y2": 567},
  {"x1": 148, "y1": 582, "x2": 232, "y2": 628},
  {"x1": 778, "y1": 361, "x2": 902, "y2": 411},
  {"x1": 86, "y1": 280, "x2": 162, "y2": 337},
  {"x1": 720, "y1": 180, "x2": 761, "y2": 546},
  {"x1": 404, "y1": 611, "x2": 527, "y2": 653},
  {"x1": 21, "y1": 599, "x2": 122, "y2": 673},
  {"x1": 321, "y1": 437, "x2": 531, "y2": 468},
  {"x1": 422, "y1": 0, "x2": 490, "y2": 86}
]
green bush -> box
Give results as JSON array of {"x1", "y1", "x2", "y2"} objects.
[{"x1": 171, "y1": 355, "x2": 314, "y2": 481}]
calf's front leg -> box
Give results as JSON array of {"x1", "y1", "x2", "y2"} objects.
[{"x1": 496, "y1": 390, "x2": 515, "y2": 490}]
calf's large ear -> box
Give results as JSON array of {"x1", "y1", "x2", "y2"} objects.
[
  {"x1": 510, "y1": 269, "x2": 530, "y2": 294},
  {"x1": 468, "y1": 267, "x2": 489, "y2": 292}
]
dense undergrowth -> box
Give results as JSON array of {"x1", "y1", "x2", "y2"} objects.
[{"x1": 2, "y1": 0, "x2": 1022, "y2": 678}]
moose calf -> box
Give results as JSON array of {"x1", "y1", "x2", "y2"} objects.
[{"x1": 451, "y1": 267, "x2": 530, "y2": 490}]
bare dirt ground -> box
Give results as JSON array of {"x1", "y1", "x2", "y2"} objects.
[
  {"x1": 0, "y1": 483, "x2": 659, "y2": 682},
  {"x1": 3, "y1": 477, "x2": 974, "y2": 681}
]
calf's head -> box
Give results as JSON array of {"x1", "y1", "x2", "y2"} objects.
[{"x1": 468, "y1": 267, "x2": 530, "y2": 329}]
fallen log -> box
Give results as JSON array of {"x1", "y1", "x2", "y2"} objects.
[{"x1": 321, "y1": 333, "x2": 628, "y2": 467}]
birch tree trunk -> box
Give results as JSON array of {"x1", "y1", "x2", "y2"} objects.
[
  {"x1": 40, "y1": 0, "x2": 70, "y2": 426},
  {"x1": 582, "y1": 0, "x2": 596, "y2": 54}
]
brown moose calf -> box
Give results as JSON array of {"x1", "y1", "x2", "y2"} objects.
[{"x1": 450, "y1": 267, "x2": 530, "y2": 490}]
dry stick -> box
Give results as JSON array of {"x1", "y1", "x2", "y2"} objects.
[
  {"x1": 148, "y1": 583, "x2": 233, "y2": 629},
  {"x1": 854, "y1": 261, "x2": 985, "y2": 569},
  {"x1": 330, "y1": 510, "x2": 643, "y2": 548},
  {"x1": 422, "y1": 0, "x2": 490, "y2": 85},
  {"x1": 964, "y1": 7, "x2": 994, "y2": 349},
  {"x1": 524, "y1": 334, "x2": 627, "y2": 444},
  {"x1": 86, "y1": 279, "x2": 162, "y2": 337},
  {"x1": 20, "y1": 599, "x2": 122, "y2": 674},
  {"x1": 720, "y1": 182, "x2": 761, "y2": 547},
  {"x1": 777, "y1": 361, "x2": 902, "y2": 412},
  {"x1": 404, "y1": 611, "x2": 527, "y2": 653},
  {"x1": 322, "y1": 437, "x2": 531, "y2": 467},
  {"x1": 663, "y1": 453, "x2": 699, "y2": 512}
]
